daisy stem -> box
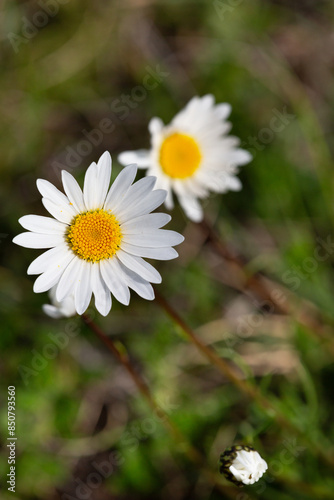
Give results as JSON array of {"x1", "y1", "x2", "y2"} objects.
[
  {"x1": 199, "y1": 218, "x2": 334, "y2": 356},
  {"x1": 154, "y1": 289, "x2": 273, "y2": 406},
  {"x1": 81, "y1": 314, "x2": 238, "y2": 498},
  {"x1": 153, "y1": 289, "x2": 334, "y2": 469}
]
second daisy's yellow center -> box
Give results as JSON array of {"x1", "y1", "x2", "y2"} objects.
[
  {"x1": 67, "y1": 209, "x2": 122, "y2": 262},
  {"x1": 159, "y1": 133, "x2": 202, "y2": 179}
]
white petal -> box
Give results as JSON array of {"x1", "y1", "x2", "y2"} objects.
[
  {"x1": 178, "y1": 195, "x2": 203, "y2": 223},
  {"x1": 164, "y1": 186, "x2": 174, "y2": 210},
  {"x1": 225, "y1": 176, "x2": 242, "y2": 191},
  {"x1": 201, "y1": 94, "x2": 215, "y2": 109},
  {"x1": 13, "y1": 232, "x2": 65, "y2": 249},
  {"x1": 42, "y1": 304, "x2": 63, "y2": 319},
  {"x1": 231, "y1": 148, "x2": 252, "y2": 165},
  {"x1": 229, "y1": 465, "x2": 246, "y2": 482},
  {"x1": 121, "y1": 213, "x2": 171, "y2": 234},
  {"x1": 119, "y1": 263, "x2": 154, "y2": 300},
  {"x1": 171, "y1": 97, "x2": 202, "y2": 128},
  {"x1": 118, "y1": 150, "x2": 151, "y2": 168},
  {"x1": 116, "y1": 250, "x2": 161, "y2": 283},
  {"x1": 83, "y1": 161, "x2": 99, "y2": 211},
  {"x1": 74, "y1": 261, "x2": 92, "y2": 315},
  {"x1": 123, "y1": 229, "x2": 184, "y2": 248},
  {"x1": 174, "y1": 177, "x2": 207, "y2": 199},
  {"x1": 104, "y1": 164, "x2": 137, "y2": 212},
  {"x1": 42, "y1": 197, "x2": 76, "y2": 224},
  {"x1": 91, "y1": 264, "x2": 112, "y2": 316},
  {"x1": 28, "y1": 244, "x2": 72, "y2": 275},
  {"x1": 96, "y1": 151, "x2": 112, "y2": 204},
  {"x1": 45, "y1": 290, "x2": 77, "y2": 318},
  {"x1": 37, "y1": 179, "x2": 74, "y2": 209},
  {"x1": 121, "y1": 242, "x2": 179, "y2": 260},
  {"x1": 18, "y1": 215, "x2": 67, "y2": 234},
  {"x1": 100, "y1": 258, "x2": 130, "y2": 306},
  {"x1": 60, "y1": 298, "x2": 77, "y2": 317},
  {"x1": 56, "y1": 257, "x2": 82, "y2": 302},
  {"x1": 33, "y1": 251, "x2": 74, "y2": 293},
  {"x1": 149, "y1": 117, "x2": 164, "y2": 135},
  {"x1": 118, "y1": 189, "x2": 167, "y2": 223},
  {"x1": 215, "y1": 103, "x2": 232, "y2": 120},
  {"x1": 115, "y1": 176, "x2": 157, "y2": 217},
  {"x1": 198, "y1": 170, "x2": 228, "y2": 192},
  {"x1": 61, "y1": 171, "x2": 86, "y2": 213}
]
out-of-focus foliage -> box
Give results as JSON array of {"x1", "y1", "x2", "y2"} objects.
[{"x1": 1, "y1": 0, "x2": 334, "y2": 499}]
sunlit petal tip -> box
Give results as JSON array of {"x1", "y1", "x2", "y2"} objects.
[
  {"x1": 148, "y1": 117, "x2": 164, "y2": 135},
  {"x1": 99, "y1": 150, "x2": 112, "y2": 166}
]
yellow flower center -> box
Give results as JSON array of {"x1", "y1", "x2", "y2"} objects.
[
  {"x1": 67, "y1": 209, "x2": 122, "y2": 262},
  {"x1": 159, "y1": 132, "x2": 202, "y2": 179}
]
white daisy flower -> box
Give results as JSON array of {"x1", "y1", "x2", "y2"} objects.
[
  {"x1": 13, "y1": 152, "x2": 184, "y2": 317},
  {"x1": 118, "y1": 94, "x2": 252, "y2": 222},
  {"x1": 220, "y1": 445, "x2": 268, "y2": 486},
  {"x1": 42, "y1": 286, "x2": 76, "y2": 319}
]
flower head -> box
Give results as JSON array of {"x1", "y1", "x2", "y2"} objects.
[
  {"x1": 13, "y1": 152, "x2": 184, "y2": 316},
  {"x1": 220, "y1": 445, "x2": 268, "y2": 486},
  {"x1": 118, "y1": 94, "x2": 252, "y2": 222},
  {"x1": 42, "y1": 287, "x2": 76, "y2": 319}
]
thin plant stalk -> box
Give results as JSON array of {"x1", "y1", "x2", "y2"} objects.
[
  {"x1": 199, "y1": 218, "x2": 334, "y2": 356},
  {"x1": 153, "y1": 290, "x2": 334, "y2": 469},
  {"x1": 81, "y1": 314, "x2": 240, "y2": 499}
]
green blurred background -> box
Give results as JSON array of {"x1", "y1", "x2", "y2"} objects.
[{"x1": 1, "y1": 0, "x2": 334, "y2": 498}]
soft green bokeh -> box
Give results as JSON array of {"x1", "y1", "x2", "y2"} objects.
[{"x1": 1, "y1": 0, "x2": 334, "y2": 499}]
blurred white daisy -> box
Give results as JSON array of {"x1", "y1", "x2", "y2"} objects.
[
  {"x1": 220, "y1": 445, "x2": 268, "y2": 486},
  {"x1": 42, "y1": 287, "x2": 76, "y2": 319},
  {"x1": 118, "y1": 94, "x2": 252, "y2": 222},
  {"x1": 13, "y1": 152, "x2": 184, "y2": 316}
]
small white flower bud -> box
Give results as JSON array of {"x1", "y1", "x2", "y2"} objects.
[{"x1": 220, "y1": 445, "x2": 268, "y2": 486}]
